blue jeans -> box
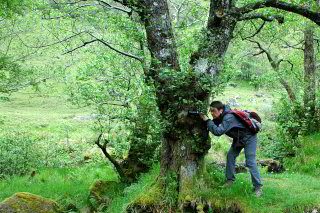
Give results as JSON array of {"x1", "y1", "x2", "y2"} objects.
[{"x1": 226, "y1": 136, "x2": 262, "y2": 188}]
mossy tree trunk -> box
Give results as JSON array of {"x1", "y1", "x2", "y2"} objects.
[
  {"x1": 303, "y1": 27, "x2": 316, "y2": 116},
  {"x1": 137, "y1": 0, "x2": 236, "y2": 204}
]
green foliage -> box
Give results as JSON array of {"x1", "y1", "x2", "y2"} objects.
[
  {"x1": 273, "y1": 95, "x2": 320, "y2": 158},
  {"x1": 0, "y1": 0, "x2": 32, "y2": 17},
  {"x1": 66, "y1": 52, "x2": 164, "y2": 168},
  {"x1": 0, "y1": 131, "x2": 41, "y2": 178},
  {"x1": 284, "y1": 133, "x2": 320, "y2": 177},
  {"x1": 0, "y1": 55, "x2": 35, "y2": 95},
  {"x1": 162, "y1": 171, "x2": 179, "y2": 209},
  {"x1": 126, "y1": 85, "x2": 164, "y2": 167}
]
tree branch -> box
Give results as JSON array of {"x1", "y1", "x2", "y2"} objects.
[
  {"x1": 236, "y1": 0, "x2": 320, "y2": 26},
  {"x1": 42, "y1": 4, "x2": 98, "y2": 20},
  {"x1": 280, "y1": 38, "x2": 304, "y2": 50},
  {"x1": 95, "y1": 132, "x2": 127, "y2": 182},
  {"x1": 62, "y1": 39, "x2": 99, "y2": 54},
  {"x1": 238, "y1": 13, "x2": 284, "y2": 24},
  {"x1": 96, "y1": 0, "x2": 132, "y2": 15},
  {"x1": 246, "y1": 39, "x2": 297, "y2": 102},
  {"x1": 99, "y1": 101, "x2": 129, "y2": 107},
  {"x1": 62, "y1": 35, "x2": 143, "y2": 62},
  {"x1": 278, "y1": 59, "x2": 294, "y2": 71},
  {"x1": 51, "y1": 0, "x2": 87, "y2": 5},
  {"x1": 241, "y1": 21, "x2": 266, "y2": 40},
  {"x1": 95, "y1": 38, "x2": 143, "y2": 62},
  {"x1": 17, "y1": 31, "x2": 87, "y2": 49}
]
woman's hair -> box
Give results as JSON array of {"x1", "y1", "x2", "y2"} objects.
[{"x1": 210, "y1": 101, "x2": 224, "y2": 110}]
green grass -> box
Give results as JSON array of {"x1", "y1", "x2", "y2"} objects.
[
  {"x1": 0, "y1": 91, "x2": 95, "y2": 137},
  {"x1": 0, "y1": 163, "x2": 118, "y2": 210}
]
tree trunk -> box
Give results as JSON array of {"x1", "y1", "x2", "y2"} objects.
[
  {"x1": 139, "y1": 0, "x2": 236, "y2": 206},
  {"x1": 279, "y1": 78, "x2": 296, "y2": 102},
  {"x1": 141, "y1": 0, "x2": 213, "y2": 202},
  {"x1": 303, "y1": 27, "x2": 316, "y2": 115}
]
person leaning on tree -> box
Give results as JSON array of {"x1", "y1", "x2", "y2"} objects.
[{"x1": 199, "y1": 100, "x2": 263, "y2": 197}]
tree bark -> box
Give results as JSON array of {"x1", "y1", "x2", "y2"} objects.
[{"x1": 303, "y1": 27, "x2": 316, "y2": 115}]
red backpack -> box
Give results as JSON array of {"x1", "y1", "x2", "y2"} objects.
[{"x1": 228, "y1": 110, "x2": 262, "y2": 134}]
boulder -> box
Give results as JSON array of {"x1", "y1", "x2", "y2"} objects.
[
  {"x1": 258, "y1": 159, "x2": 285, "y2": 173},
  {"x1": 0, "y1": 192, "x2": 61, "y2": 213}
]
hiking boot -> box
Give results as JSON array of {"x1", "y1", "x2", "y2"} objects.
[{"x1": 253, "y1": 186, "x2": 262, "y2": 197}]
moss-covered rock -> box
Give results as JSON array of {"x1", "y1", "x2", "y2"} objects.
[
  {"x1": 88, "y1": 180, "x2": 118, "y2": 211},
  {"x1": 0, "y1": 192, "x2": 61, "y2": 213}
]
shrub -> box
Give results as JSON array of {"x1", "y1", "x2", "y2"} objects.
[
  {"x1": 273, "y1": 95, "x2": 320, "y2": 159},
  {"x1": 284, "y1": 133, "x2": 320, "y2": 176},
  {"x1": 0, "y1": 131, "x2": 41, "y2": 178}
]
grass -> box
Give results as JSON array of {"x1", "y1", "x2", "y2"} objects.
[
  {"x1": 0, "y1": 90, "x2": 95, "y2": 138},
  {"x1": 214, "y1": 172, "x2": 320, "y2": 213},
  {"x1": 0, "y1": 163, "x2": 118, "y2": 210}
]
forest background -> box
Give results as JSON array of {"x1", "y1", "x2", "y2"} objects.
[{"x1": 0, "y1": 0, "x2": 320, "y2": 212}]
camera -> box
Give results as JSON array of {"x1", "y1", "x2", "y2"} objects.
[{"x1": 188, "y1": 110, "x2": 200, "y2": 116}]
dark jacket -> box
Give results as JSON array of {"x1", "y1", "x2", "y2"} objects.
[{"x1": 207, "y1": 105, "x2": 256, "y2": 148}]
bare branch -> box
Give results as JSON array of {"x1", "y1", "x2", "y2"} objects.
[
  {"x1": 252, "y1": 50, "x2": 264, "y2": 56},
  {"x1": 96, "y1": 0, "x2": 131, "y2": 15},
  {"x1": 62, "y1": 33, "x2": 143, "y2": 62},
  {"x1": 242, "y1": 21, "x2": 266, "y2": 40},
  {"x1": 42, "y1": 4, "x2": 98, "y2": 20},
  {"x1": 247, "y1": 39, "x2": 278, "y2": 69},
  {"x1": 280, "y1": 38, "x2": 304, "y2": 50},
  {"x1": 95, "y1": 38, "x2": 143, "y2": 62},
  {"x1": 17, "y1": 31, "x2": 87, "y2": 49},
  {"x1": 238, "y1": 13, "x2": 284, "y2": 24},
  {"x1": 279, "y1": 59, "x2": 294, "y2": 71},
  {"x1": 95, "y1": 132, "x2": 127, "y2": 182},
  {"x1": 235, "y1": 0, "x2": 320, "y2": 26},
  {"x1": 62, "y1": 39, "x2": 99, "y2": 54},
  {"x1": 51, "y1": 0, "x2": 87, "y2": 5},
  {"x1": 12, "y1": 49, "x2": 40, "y2": 63},
  {"x1": 100, "y1": 101, "x2": 129, "y2": 107}
]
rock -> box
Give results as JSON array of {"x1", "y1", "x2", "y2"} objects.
[
  {"x1": 88, "y1": 180, "x2": 118, "y2": 211},
  {"x1": 255, "y1": 93, "x2": 263, "y2": 97},
  {"x1": 73, "y1": 114, "x2": 98, "y2": 121},
  {"x1": 248, "y1": 98, "x2": 256, "y2": 103},
  {"x1": 0, "y1": 192, "x2": 61, "y2": 213},
  {"x1": 258, "y1": 159, "x2": 285, "y2": 173},
  {"x1": 79, "y1": 206, "x2": 92, "y2": 213},
  {"x1": 228, "y1": 83, "x2": 237, "y2": 88},
  {"x1": 227, "y1": 98, "x2": 240, "y2": 107}
]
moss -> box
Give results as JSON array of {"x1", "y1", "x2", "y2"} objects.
[
  {"x1": 184, "y1": 195, "x2": 192, "y2": 202},
  {"x1": 88, "y1": 180, "x2": 120, "y2": 211},
  {"x1": 196, "y1": 204, "x2": 204, "y2": 211},
  {"x1": 134, "y1": 182, "x2": 163, "y2": 206},
  {"x1": 0, "y1": 192, "x2": 61, "y2": 213}
]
